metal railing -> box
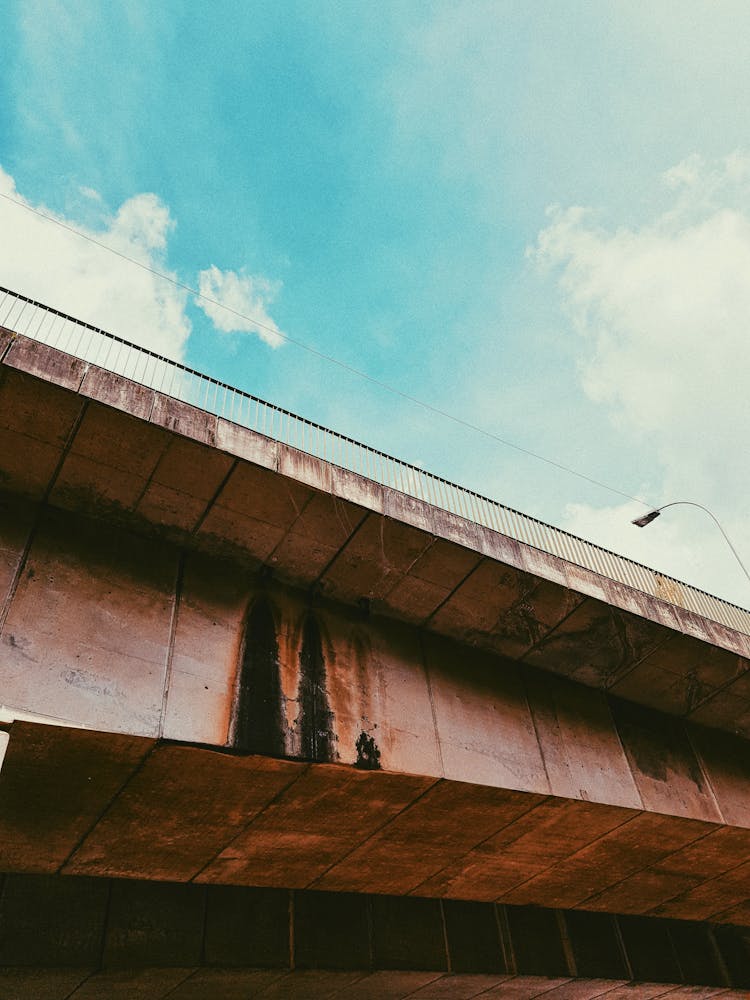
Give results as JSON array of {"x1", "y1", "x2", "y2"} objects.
[{"x1": 2, "y1": 284, "x2": 749, "y2": 636}]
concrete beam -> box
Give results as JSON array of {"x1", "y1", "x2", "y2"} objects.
[
  {"x1": 2, "y1": 333, "x2": 749, "y2": 737},
  {"x1": 4, "y1": 722, "x2": 750, "y2": 929}
]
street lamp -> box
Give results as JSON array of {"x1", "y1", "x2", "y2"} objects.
[{"x1": 631, "y1": 501, "x2": 750, "y2": 586}]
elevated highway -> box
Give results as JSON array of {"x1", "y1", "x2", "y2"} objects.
[{"x1": 1, "y1": 289, "x2": 750, "y2": 996}]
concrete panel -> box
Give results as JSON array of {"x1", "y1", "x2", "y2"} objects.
[
  {"x1": 541, "y1": 982, "x2": 628, "y2": 999},
  {"x1": 197, "y1": 765, "x2": 435, "y2": 888},
  {"x1": 652, "y1": 857, "x2": 750, "y2": 922},
  {"x1": 4, "y1": 336, "x2": 87, "y2": 392},
  {"x1": 216, "y1": 418, "x2": 279, "y2": 471},
  {"x1": 420, "y1": 798, "x2": 634, "y2": 902},
  {"x1": 336, "y1": 971, "x2": 444, "y2": 999},
  {"x1": 136, "y1": 437, "x2": 235, "y2": 535},
  {"x1": 0, "y1": 722, "x2": 153, "y2": 872},
  {"x1": 383, "y1": 488, "x2": 436, "y2": 535},
  {"x1": 612, "y1": 634, "x2": 747, "y2": 717},
  {"x1": 256, "y1": 970, "x2": 370, "y2": 998},
  {"x1": 690, "y1": 725, "x2": 750, "y2": 828},
  {"x1": 0, "y1": 369, "x2": 82, "y2": 499},
  {"x1": 50, "y1": 402, "x2": 169, "y2": 516},
  {"x1": 582, "y1": 825, "x2": 750, "y2": 914},
  {"x1": 166, "y1": 969, "x2": 287, "y2": 1000},
  {"x1": 407, "y1": 975, "x2": 512, "y2": 998},
  {"x1": 269, "y1": 491, "x2": 366, "y2": 587},
  {"x1": 509, "y1": 812, "x2": 711, "y2": 910},
  {"x1": 0, "y1": 510, "x2": 177, "y2": 735},
  {"x1": 522, "y1": 600, "x2": 627, "y2": 685},
  {"x1": 487, "y1": 577, "x2": 585, "y2": 661},
  {"x1": 277, "y1": 445, "x2": 333, "y2": 493},
  {"x1": 429, "y1": 560, "x2": 535, "y2": 642},
  {"x1": 0, "y1": 325, "x2": 15, "y2": 357},
  {"x1": 524, "y1": 671, "x2": 642, "y2": 809},
  {"x1": 150, "y1": 393, "x2": 217, "y2": 446},
  {"x1": 331, "y1": 465, "x2": 385, "y2": 515},
  {"x1": 162, "y1": 552, "x2": 249, "y2": 744},
  {"x1": 0, "y1": 968, "x2": 93, "y2": 1000},
  {"x1": 317, "y1": 781, "x2": 545, "y2": 896},
  {"x1": 79, "y1": 365, "x2": 155, "y2": 421},
  {"x1": 0, "y1": 494, "x2": 35, "y2": 617},
  {"x1": 380, "y1": 538, "x2": 482, "y2": 625},
  {"x1": 478, "y1": 976, "x2": 572, "y2": 998},
  {"x1": 65, "y1": 746, "x2": 303, "y2": 880},
  {"x1": 320, "y1": 515, "x2": 433, "y2": 605},
  {"x1": 610, "y1": 700, "x2": 722, "y2": 822},
  {"x1": 689, "y1": 671, "x2": 750, "y2": 737},
  {"x1": 424, "y1": 634, "x2": 549, "y2": 792},
  {"x1": 68, "y1": 969, "x2": 195, "y2": 1000},
  {"x1": 198, "y1": 462, "x2": 311, "y2": 564},
  {"x1": 315, "y1": 607, "x2": 443, "y2": 775}
]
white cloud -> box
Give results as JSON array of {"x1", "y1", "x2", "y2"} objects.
[
  {"x1": 532, "y1": 153, "x2": 750, "y2": 605},
  {"x1": 195, "y1": 266, "x2": 286, "y2": 348},
  {"x1": 0, "y1": 167, "x2": 190, "y2": 360}
]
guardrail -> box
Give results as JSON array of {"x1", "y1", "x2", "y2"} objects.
[{"x1": 2, "y1": 284, "x2": 749, "y2": 636}]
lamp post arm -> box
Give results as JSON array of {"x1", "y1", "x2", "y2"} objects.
[{"x1": 655, "y1": 501, "x2": 750, "y2": 587}]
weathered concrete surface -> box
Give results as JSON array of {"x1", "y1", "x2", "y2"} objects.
[
  {"x1": 5, "y1": 722, "x2": 750, "y2": 929},
  {"x1": 1, "y1": 872, "x2": 750, "y2": 996},
  {"x1": 3, "y1": 332, "x2": 750, "y2": 738},
  {"x1": 7, "y1": 503, "x2": 750, "y2": 855}
]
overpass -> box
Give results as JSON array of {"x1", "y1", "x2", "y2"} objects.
[{"x1": 1, "y1": 286, "x2": 750, "y2": 996}]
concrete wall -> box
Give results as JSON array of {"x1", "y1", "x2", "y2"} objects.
[{"x1": 4, "y1": 497, "x2": 750, "y2": 840}]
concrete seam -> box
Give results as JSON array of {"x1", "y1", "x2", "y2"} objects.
[
  {"x1": 495, "y1": 903, "x2": 516, "y2": 975},
  {"x1": 421, "y1": 555, "x2": 485, "y2": 628},
  {"x1": 129, "y1": 434, "x2": 174, "y2": 512},
  {"x1": 189, "y1": 457, "x2": 239, "y2": 536},
  {"x1": 311, "y1": 510, "x2": 371, "y2": 587},
  {"x1": 58, "y1": 741, "x2": 158, "y2": 873},
  {"x1": 517, "y1": 595, "x2": 594, "y2": 664},
  {"x1": 521, "y1": 670, "x2": 555, "y2": 798},
  {"x1": 572, "y1": 819, "x2": 720, "y2": 913},
  {"x1": 491, "y1": 807, "x2": 644, "y2": 906},
  {"x1": 418, "y1": 630, "x2": 445, "y2": 779},
  {"x1": 187, "y1": 763, "x2": 313, "y2": 883},
  {"x1": 61, "y1": 969, "x2": 96, "y2": 1000},
  {"x1": 158, "y1": 966, "x2": 204, "y2": 999},
  {"x1": 265, "y1": 490, "x2": 317, "y2": 568},
  {"x1": 438, "y1": 897, "x2": 452, "y2": 974},
  {"x1": 684, "y1": 721, "x2": 727, "y2": 825},
  {"x1": 304, "y1": 775, "x2": 443, "y2": 892},
  {"x1": 407, "y1": 792, "x2": 551, "y2": 899},
  {"x1": 0, "y1": 398, "x2": 88, "y2": 637},
  {"x1": 158, "y1": 550, "x2": 186, "y2": 740},
  {"x1": 706, "y1": 924, "x2": 734, "y2": 988},
  {"x1": 686, "y1": 656, "x2": 750, "y2": 724},
  {"x1": 555, "y1": 909, "x2": 577, "y2": 976},
  {"x1": 603, "y1": 695, "x2": 646, "y2": 811},
  {"x1": 0, "y1": 329, "x2": 15, "y2": 363}
]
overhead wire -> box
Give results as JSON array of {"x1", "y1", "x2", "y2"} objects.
[{"x1": 0, "y1": 189, "x2": 648, "y2": 506}]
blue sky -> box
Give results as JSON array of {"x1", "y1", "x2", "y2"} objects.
[{"x1": 3, "y1": 1, "x2": 750, "y2": 604}]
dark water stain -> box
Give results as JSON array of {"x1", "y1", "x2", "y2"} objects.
[
  {"x1": 235, "y1": 595, "x2": 285, "y2": 755},
  {"x1": 297, "y1": 613, "x2": 336, "y2": 762},
  {"x1": 355, "y1": 731, "x2": 381, "y2": 770}
]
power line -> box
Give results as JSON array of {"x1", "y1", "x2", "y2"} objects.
[{"x1": 0, "y1": 189, "x2": 648, "y2": 506}]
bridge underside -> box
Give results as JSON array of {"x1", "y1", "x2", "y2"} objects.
[{"x1": 4, "y1": 331, "x2": 750, "y2": 995}]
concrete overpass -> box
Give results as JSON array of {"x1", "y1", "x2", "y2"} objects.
[{"x1": 2, "y1": 287, "x2": 750, "y2": 996}]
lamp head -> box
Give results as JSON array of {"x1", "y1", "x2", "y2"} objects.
[{"x1": 632, "y1": 510, "x2": 661, "y2": 528}]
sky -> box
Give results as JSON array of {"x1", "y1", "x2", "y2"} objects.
[{"x1": 1, "y1": 0, "x2": 750, "y2": 606}]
